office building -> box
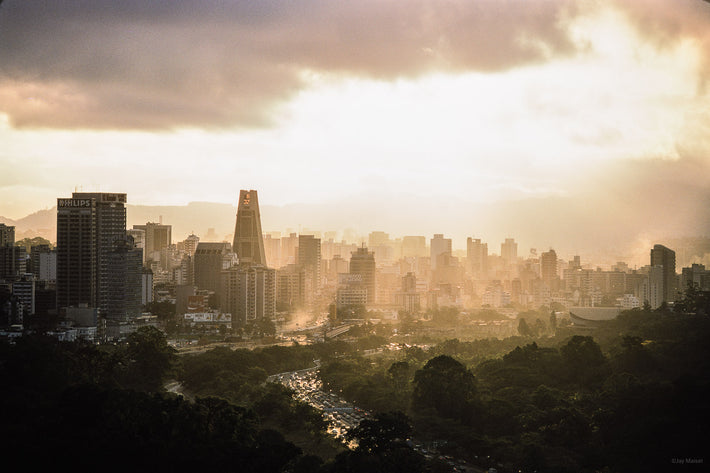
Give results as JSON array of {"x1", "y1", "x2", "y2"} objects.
[
  {"x1": 193, "y1": 242, "x2": 234, "y2": 302},
  {"x1": 350, "y1": 246, "x2": 376, "y2": 304},
  {"x1": 56, "y1": 196, "x2": 97, "y2": 310},
  {"x1": 105, "y1": 236, "x2": 143, "y2": 322},
  {"x1": 56, "y1": 192, "x2": 144, "y2": 322},
  {"x1": 72, "y1": 192, "x2": 128, "y2": 317},
  {"x1": 232, "y1": 189, "x2": 266, "y2": 265}
]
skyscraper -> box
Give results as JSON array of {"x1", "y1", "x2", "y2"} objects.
[
  {"x1": 650, "y1": 244, "x2": 677, "y2": 304},
  {"x1": 56, "y1": 192, "x2": 139, "y2": 322},
  {"x1": 350, "y1": 246, "x2": 376, "y2": 304},
  {"x1": 105, "y1": 236, "x2": 143, "y2": 322},
  {"x1": 298, "y1": 234, "x2": 321, "y2": 303},
  {"x1": 232, "y1": 190, "x2": 266, "y2": 266},
  {"x1": 72, "y1": 192, "x2": 128, "y2": 318},
  {"x1": 56, "y1": 196, "x2": 97, "y2": 310},
  {"x1": 221, "y1": 189, "x2": 275, "y2": 325}
]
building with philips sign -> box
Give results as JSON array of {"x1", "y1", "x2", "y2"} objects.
[{"x1": 57, "y1": 192, "x2": 141, "y2": 325}]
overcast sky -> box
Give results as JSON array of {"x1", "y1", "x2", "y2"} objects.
[{"x1": 1, "y1": 0, "x2": 709, "y2": 253}]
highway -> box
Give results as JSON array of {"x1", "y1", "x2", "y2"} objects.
[{"x1": 269, "y1": 366, "x2": 485, "y2": 473}]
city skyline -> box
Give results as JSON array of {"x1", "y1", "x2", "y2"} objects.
[{"x1": 1, "y1": 1, "x2": 709, "y2": 253}]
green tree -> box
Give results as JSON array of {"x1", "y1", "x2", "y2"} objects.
[
  {"x1": 412, "y1": 355, "x2": 477, "y2": 420},
  {"x1": 347, "y1": 411, "x2": 412, "y2": 454},
  {"x1": 387, "y1": 361, "x2": 411, "y2": 391},
  {"x1": 122, "y1": 326, "x2": 177, "y2": 392},
  {"x1": 560, "y1": 335, "x2": 608, "y2": 386}
]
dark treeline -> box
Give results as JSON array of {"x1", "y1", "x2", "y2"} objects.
[
  {"x1": 0, "y1": 328, "x2": 324, "y2": 472},
  {"x1": 318, "y1": 303, "x2": 710, "y2": 472},
  {"x1": 2, "y1": 287, "x2": 709, "y2": 472}
]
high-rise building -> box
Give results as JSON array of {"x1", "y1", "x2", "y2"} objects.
[
  {"x1": 132, "y1": 222, "x2": 172, "y2": 262},
  {"x1": 466, "y1": 238, "x2": 488, "y2": 277},
  {"x1": 640, "y1": 266, "x2": 664, "y2": 309},
  {"x1": 430, "y1": 234, "x2": 452, "y2": 271},
  {"x1": 298, "y1": 234, "x2": 321, "y2": 303},
  {"x1": 276, "y1": 264, "x2": 305, "y2": 310},
  {"x1": 350, "y1": 246, "x2": 376, "y2": 304},
  {"x1": 105, "y1": 236, "x2": 143, "y2": 322},
  {"x1": 232, "y1": 190, "x2": 266, "y2": 266},
  {"x1": 222, "y1": 264, "x2": 275, "y2": 324},
  {"x1": 650, "y1": 244, "x2": 677, "y2": 303},
  {"x1": 222, "y1": 189, "x2": 276, "y2": 324},
  {"x1": 541, "y1": 249, "x2": 558, "y2": 283},
  {"x1": 501, "y1": 238, "x2": 518, "y2": 264},
  {"x1": 56, "y1": 193, "x2": 141, "y2": 322},
  {"x1": 0, "y1": 224, "x2": 15, "y2": 246},
  {"x1": 72, "y1": 192, "x2": 128, "y2": 317},
  {"x1": 193, "y1": 242, "x2": 234, "y2": 301},
  {"x1": 56, "y1": 196, "x2": 97, "y2": 310}
]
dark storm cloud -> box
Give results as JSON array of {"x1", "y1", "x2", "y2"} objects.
[{"x1": 0, "y1": 0, "x2": 578, "y2": 129}]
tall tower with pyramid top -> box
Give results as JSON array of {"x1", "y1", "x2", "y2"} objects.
[{"x1": 232, "y1": 189, "x2": 266, "y2": 266}]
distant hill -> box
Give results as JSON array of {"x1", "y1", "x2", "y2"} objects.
[
  {"x1": 1, "y1": 202, "x2": 239, "y2": 245},
  {"x1": 0, "y1": 208, "x2": 56, "y2": 242}
]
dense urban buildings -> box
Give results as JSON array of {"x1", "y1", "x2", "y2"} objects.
[{"x1": 3, "y1": 185, "x2": 707, "y2": 344}]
